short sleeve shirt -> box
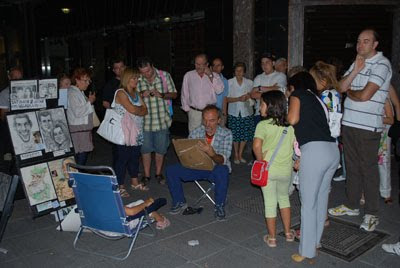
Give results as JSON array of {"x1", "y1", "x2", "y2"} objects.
[
  {"x1": 290, "y1": 90, "x2": 335, "y2": 146},
  {"x1": 254, "y1": 119, "x2": 295, "y2": 177}
]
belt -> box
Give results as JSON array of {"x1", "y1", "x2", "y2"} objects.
[{"x1": 190, "y1": 106, "x2": 203, "y2": 112}]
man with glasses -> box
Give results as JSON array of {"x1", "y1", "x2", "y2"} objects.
[{"x1": 181, "y1": 54, "x2": 224, "y2": 132}]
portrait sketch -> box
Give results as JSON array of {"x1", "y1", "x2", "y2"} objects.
[
  {"x1": 36, "y1": 108, "x2": 72, "y2": 153},
  {"x1": 38, "y1": 79, "x2": 58, "y2": 99},
  {"x1": 7, "y1": 112, "x2": 46, "y2": 155},
  {"x1": 48, "y1": 157, "x2": 75, "y2": 202},
  {"x1": 20, "y1": 163, "x2": 57, "y2": 206},
  {"x1": 9, "y1": 80, "x2": 45, "y2": 111}
]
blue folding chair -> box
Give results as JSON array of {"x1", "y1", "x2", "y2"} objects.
[{"x1": 67, "y1": 163, "x2": 164, "y2": 261}]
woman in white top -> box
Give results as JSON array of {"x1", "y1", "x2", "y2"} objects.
[
  {"x1": 67, "y1": 68, "x2": 96, "y2": 165},
  {"x1": 226, "y1": 62, "x2": 255, "y2": 164}
]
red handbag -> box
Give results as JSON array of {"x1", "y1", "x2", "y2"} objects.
[
  {"x1": 251, "y1": 160, "x2": 269, "y2": 187},
  {"x1": 250, "y1": 127, "x2": 288, "y2": 187}
]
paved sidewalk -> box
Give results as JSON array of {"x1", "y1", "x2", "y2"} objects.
[{"x1": 0, "y1": 133, "x2": 399, "y2": 267}]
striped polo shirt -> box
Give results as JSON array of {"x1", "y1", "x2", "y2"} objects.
[{"x1": 342, "y1": 52, "x2": 392, "y2": 132}]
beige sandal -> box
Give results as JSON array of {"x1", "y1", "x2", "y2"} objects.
[
  {"x1": 263, "y1": 235, "x2": 277, "y2": 248},
  {"x1": 285, "y1": 229, "x2": 296, "y2": 242},
  {"x1": 130, "y1": 183, "x2": 149, "y2": 191}
]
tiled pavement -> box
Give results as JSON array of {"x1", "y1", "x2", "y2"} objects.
[{"x1": 0, "y1": 133, "x2": 399, "y2": 267}]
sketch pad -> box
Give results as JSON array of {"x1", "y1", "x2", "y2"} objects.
[{"x1": 172, "y1": 139, "x2": 214, "y2": 171}]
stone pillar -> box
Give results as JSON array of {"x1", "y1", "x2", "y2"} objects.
[
  {"x1": 288, "y1": 0, "x2": 304, "y2": 68},
  {"x1": 233, "y1": 0, "x2": 255, "y2": 78},
  {"x1": 391, "y1": 7, "x2": 400, "y2": 90}
]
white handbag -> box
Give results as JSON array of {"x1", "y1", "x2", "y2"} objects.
[{"x1": 97, "y1": 89, "x2": 125, "y2": 145}]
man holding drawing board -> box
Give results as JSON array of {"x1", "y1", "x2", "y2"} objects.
[{"x1": 166, "y1": 105, "x2": 232, "y2": 221}]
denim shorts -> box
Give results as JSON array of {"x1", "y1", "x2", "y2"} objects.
[{"x1": 141, "y1": 129, "x2": 170, "y2": 154}]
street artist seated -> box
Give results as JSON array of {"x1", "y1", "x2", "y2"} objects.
[{"x1": 166, "y1": 105, "x2": 232, "y2": 221}]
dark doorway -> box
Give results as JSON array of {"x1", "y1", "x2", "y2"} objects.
[{"x1": 304, "y1": 5, "x2": 393, "y2": 76}]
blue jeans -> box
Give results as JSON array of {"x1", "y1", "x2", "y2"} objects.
[
  {"x1": 114, "y1": 145, "x2": 141, "y2": 186},
  {"x1": 166, "y1": 163, "x2": 229, "y2": 206}
]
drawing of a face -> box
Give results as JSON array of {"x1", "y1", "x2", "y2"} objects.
[
  {"x1": 48, "y1": 83, "x2": 56, "y2": 94},
  {"x1": 14, "y1": 115, "x2": 32, "y2": 142},
  {"x1": 15, "y1": 87, "x2": 24, "y2": 99},
  {"x1": 39, "y1": 114, "x2": 53, "y2": 133},
  {"x1": 53, "y1": 126, "x2": 66, "y2": 145}
]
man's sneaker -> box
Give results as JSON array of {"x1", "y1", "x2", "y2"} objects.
[
  {"x1": 328, "y1": 204, "x2": 360, "y2": 216},
  {"x1": 169, "y1": 202, "x2": 187, "y2": 215},
  {"x1": 333, "y1": 175, "x2": 346, "y2": 182},
  {"x1": 214, "y1": 204, "x2": 226, "y2": 221},
  {"x1": 360, "y1": 214, "x2": 379, "y2": 232},
  {"x1": 382, "y1": 242, "x2": 400, "y2": 256}
]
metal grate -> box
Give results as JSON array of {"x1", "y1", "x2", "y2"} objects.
[{"x1": 280, "y1": 218, "x2": 388, "y2": 262}]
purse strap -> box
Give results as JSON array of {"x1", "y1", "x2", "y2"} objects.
[{"x1": 266, "y1": 126, "x2": 289, "y2": 169}]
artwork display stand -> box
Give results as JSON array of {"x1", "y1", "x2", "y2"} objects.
[
  {"x1": 5, "y1": 78, "x2": 77, "y2": 221},
  {"x1": 0, "y1": 173, "x2": 20, "y2": 254}
]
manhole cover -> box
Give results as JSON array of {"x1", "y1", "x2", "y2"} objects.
[{"x1": 279, "y1": 218, "x2": 388, "y2": 262}]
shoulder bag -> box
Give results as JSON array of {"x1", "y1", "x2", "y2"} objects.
[
  {"x1": 251, "y1": 126, "x2": 288, "y2": 187},
  {"x1": 97, "y1": 89, "x2": 125, "y2": 145}
]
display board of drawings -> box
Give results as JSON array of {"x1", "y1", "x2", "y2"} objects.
[{"x1": 6, "y1": 78, "x2": 77, "y2": 217}]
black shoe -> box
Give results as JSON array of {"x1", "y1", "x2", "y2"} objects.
[{"x1": 141, "y1": 176, "x2": 151, "y2": 186}]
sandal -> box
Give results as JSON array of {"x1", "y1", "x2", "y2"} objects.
[
  {"x1": 263, "y1": 234, "x2": 277, "y2": 248},
  {"x1": 141, "y1": 176, "x2": 151, "y2": 186},
  {"x1": 384, "y1": 197, "x2": 393, "y2": 205},
  {"x1": 156, "y1": 216, "x2": 171, "y2": 230},
  {"x1": 291, "y1": 253, "x2": 315, "y2": 264},
  {"x1": 285, "y1": 229, "x2": 296, "y2": 242},
  {"x1": 130, "y1": 183, "x2": 149, "y2": 191},
  {"x1": 119, "y1": 188, "x2": 130, "y2": 198}
]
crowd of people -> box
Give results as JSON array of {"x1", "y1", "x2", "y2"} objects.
[{"x1": 1, "y1": 27, "x2": 400, "y2": 262}]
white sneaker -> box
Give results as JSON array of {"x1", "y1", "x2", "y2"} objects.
[
  {"x1": 328, "y1": 204, "x2": 360, "y2": 216},
  {"x1": 333, "y1": 175, "x2": 346, "y2": 182},
  {"x1": 382, "y1": 242, "x2": 400, "y2": 256},
  {"x1": 360, "y1": 214, "x2": 379, "y2": 232}
]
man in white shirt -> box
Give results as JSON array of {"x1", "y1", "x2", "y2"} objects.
[
  {"x1": 329, "y1": 29, "x2": 392, "y2": 232},
  {"x1": 251, "y1": 53, "x2": 287, "y2": 125}
]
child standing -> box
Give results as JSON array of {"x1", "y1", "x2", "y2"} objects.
[{"x1": 253, "y1": 90, "x2": 296, "y2": 247}]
